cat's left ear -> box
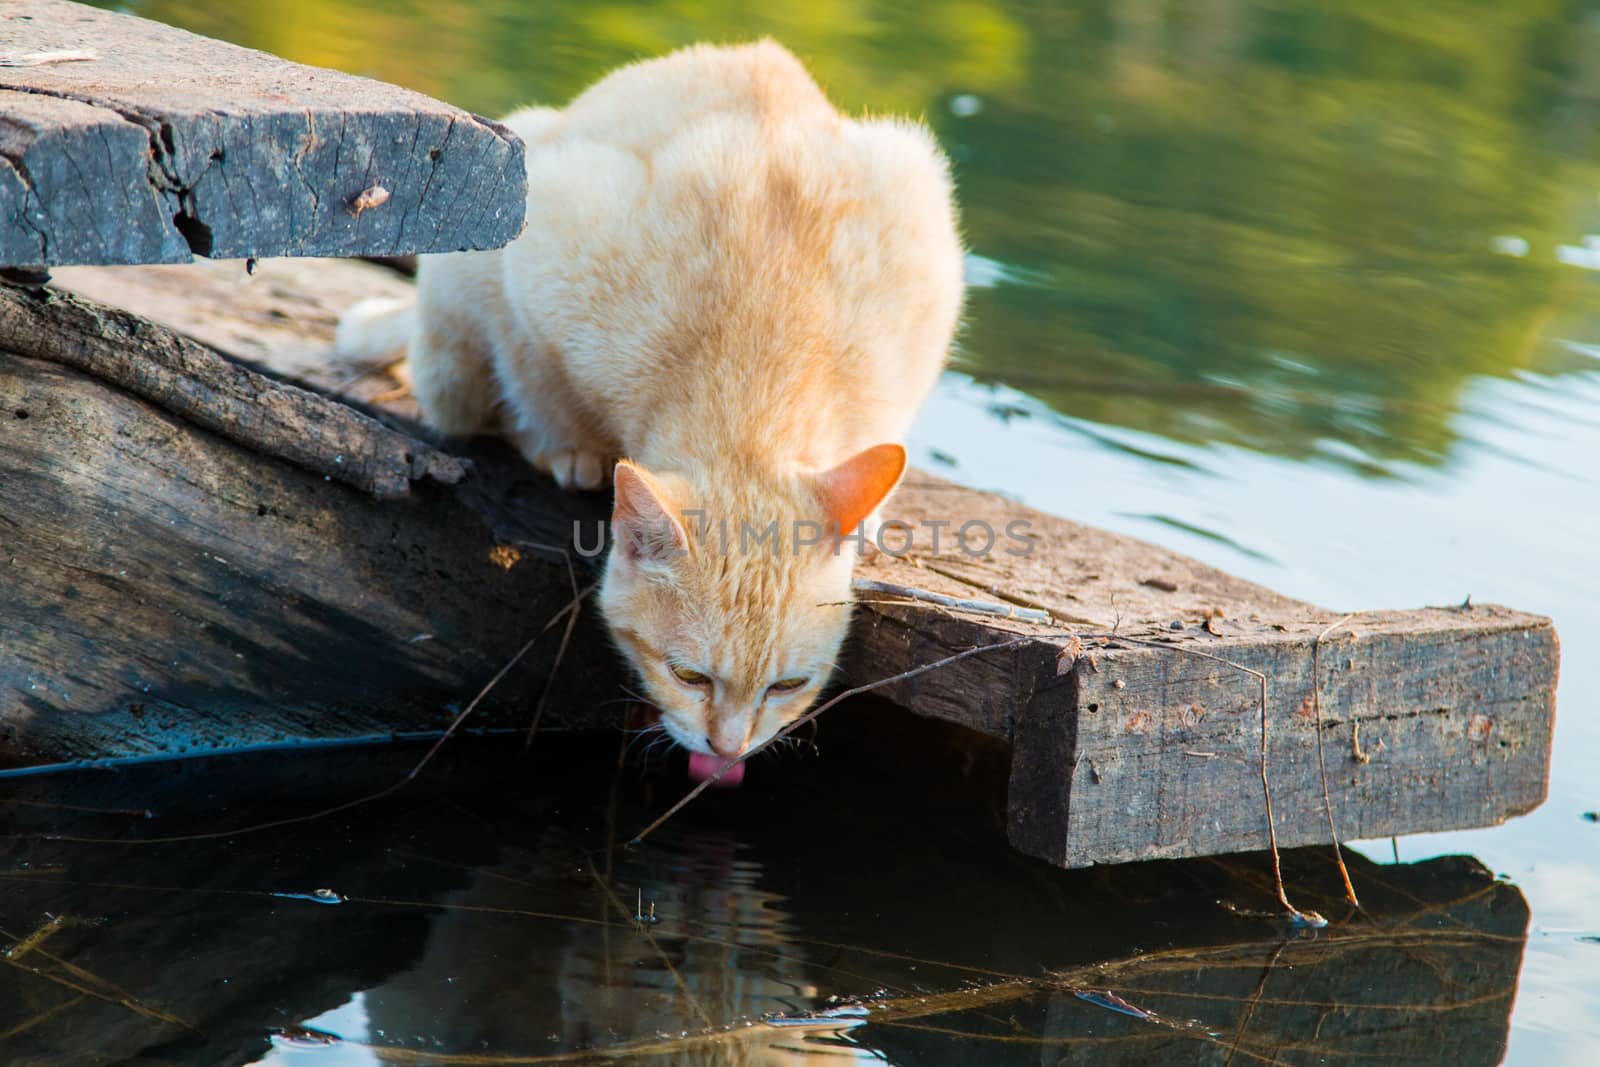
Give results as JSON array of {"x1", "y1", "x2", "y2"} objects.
[
  {"x1": 814, "y1": 443, "x2": 907, "y2": 534},
  {"x1": 612, "y1": 461, "x2": 690, "y2": 565}
]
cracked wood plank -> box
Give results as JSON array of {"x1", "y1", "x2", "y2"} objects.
[
  {"x1": 6, "y1": 256, "x2": 1562, "y2": 868},
  {"x1": 0, "y1": 0, "x2": 524, "y2": 266}
]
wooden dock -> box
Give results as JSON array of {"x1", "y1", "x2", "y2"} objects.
[
  {"x1": 1, "y1": 256, "x2": 1559, "y2": 868},
  {"x1": 0, "y1": 1, "x2": 1559, "y2": 870},
  {"x1": 0, "y1": 0, "x2": 524, "y2": 266}
]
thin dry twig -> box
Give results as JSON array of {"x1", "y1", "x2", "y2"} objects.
[
  {"x1": 1054, "y1": 630, "x2": 1327, "y2": 927},
  {"x1": 390, "y1": 580, "x2": 594, "y2": 779},
  {"x1": 851, "y1": 577, "x2": 1053, "y2": 624},
  {"x1": 514, "y1": 542, "x2": 590, "y2": 748},
  {"x1": 1311, "y1": 615, "x2": 1361, "y2": 909}
]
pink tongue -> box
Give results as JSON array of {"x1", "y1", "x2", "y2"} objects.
[{"x1": 688, "y1": 752, "x2": 746, "y2": 788}]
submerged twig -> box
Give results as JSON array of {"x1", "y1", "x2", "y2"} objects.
[
  {"x1": 0, "y1": 924, "x2": 193, "y2": 1030},
  {"x1": 580, "y1": 854, "x2": 714, "y2": 1031}
]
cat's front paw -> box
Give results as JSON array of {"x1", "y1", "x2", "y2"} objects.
[{"x1": 533, "y1": 449, "x2": 613, "y2": 491}]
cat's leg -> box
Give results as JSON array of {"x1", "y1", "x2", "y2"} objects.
[
  {"x1": 408, "y1": 252, "x2": 503, "y2": 436},
  {"x1": 488, "y1": 105, "x2": 621, "y2": 490},
  {"x1": 493, "y1": 337, "x2": 618, "y2": 491}
]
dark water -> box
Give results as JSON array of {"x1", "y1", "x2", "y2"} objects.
[
  {"x1": 0, "y1": 714, "x2": 1531, "y2": 1065},
  {"x1": 26, "y1": 0, "x2": 1600, "y2": 1061}
]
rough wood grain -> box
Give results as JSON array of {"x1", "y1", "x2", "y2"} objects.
[
  {"x1": 3, "y1": 256, "x2": 1562, "y2": 869},
  {"x1": 0, "y1": 267, "x2": 615, "y2": 761},
  {"x1": 0, "y1": 280, "x2": 463, "y2": 497},
  {"x1": 0, "y1": 0, "x2": 525, "y2": 266},
  {"x1": 1014, "y1": 610, "x2": 1557, "y2": 866},
  {"x1": 0, "y1": 345, "x2": 617, "y2": 762}
]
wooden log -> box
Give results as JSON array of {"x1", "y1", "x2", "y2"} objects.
[
  {"x1": 0, "y1": 0, "x2": 525, "y2": 267},
  {"x1": 0, "y1": 256, "x2": 1560, "y2": 870},
  {"x1": 1, "y1": 265, "x2": 616, "y2": 762},
  {"x1": 0, "y1": 282, "x2": 464, "y2": 497}
]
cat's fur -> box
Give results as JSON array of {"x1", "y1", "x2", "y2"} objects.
[{"x1": 337, "y1": 40, "x2": 963, "y2": 763}]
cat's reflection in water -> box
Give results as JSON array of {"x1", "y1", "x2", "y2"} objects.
[{"x1": 362, "y1": 825, "x2": 842, "y2": 1064}]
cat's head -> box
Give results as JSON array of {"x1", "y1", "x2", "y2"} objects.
[{"x1": 598, "y1": 444, "x2": 905, "y2": 762}]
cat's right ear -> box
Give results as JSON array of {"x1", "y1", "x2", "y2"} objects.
[{"x1": 612, "y1": 461, "x2": 689, "y2": 565}]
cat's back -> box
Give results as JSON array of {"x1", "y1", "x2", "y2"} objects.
[
  {"x1": 502, "y1": 41, "x2": 963, "y2": 455},
  {"x1": 512, "y1": 38, "x2": 954, "y2": 283},
  {"x1": 561, "y1": 39, "x2": 836, "y2": 151}
]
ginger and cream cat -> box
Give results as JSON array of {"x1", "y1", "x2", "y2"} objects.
[{"x1": 337, "y1": 41, "x2": 964, "y2": 777}]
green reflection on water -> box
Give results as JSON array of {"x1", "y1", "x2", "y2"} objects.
[{"x1": 110, "y1": 0, "x2": 1600, "y2": 468}]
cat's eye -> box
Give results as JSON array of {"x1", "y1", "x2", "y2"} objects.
[
  {"x1": 670, "y1": 665, "x2": 711, "y2": 686},
  {"x1": 767, "y1": 677, "x2": 809, "y2": 695}
]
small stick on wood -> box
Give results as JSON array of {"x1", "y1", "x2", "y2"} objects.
[
  {"x1": 0, "y1": 48, "x2": 96, "y2": 67},
  {"x1": 851, "y1": 578, "x2": 1053, "y2": 624},
  {"x1": 628, "y1": 636, "x2": 1035, "y2": 847},
  {"x1": 516, "y1": 542, "x2": 591, "y2": 747}
]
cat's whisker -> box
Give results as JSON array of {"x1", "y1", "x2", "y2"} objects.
[
  {"x1": 618, "y1": 685, "x2": 661, "y2": 713},
  {"x1": 625, "y1": 726, "x2": 669, "y2": 757}
]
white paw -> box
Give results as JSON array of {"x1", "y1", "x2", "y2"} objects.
[{"x1": 534, "y1": 449, "x2": 612, "y2": 491}]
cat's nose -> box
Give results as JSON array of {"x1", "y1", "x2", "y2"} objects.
[
  {"x1": 708, "y1": 735, "x2": 748, "y2": 760},
  {"x1": 707, "y1": 719, "x2": 751, "y2": 759}
]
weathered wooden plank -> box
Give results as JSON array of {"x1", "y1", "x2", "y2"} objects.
[
  {"x1": 1010, "y1": 610, "x2": 1557, "y2": 866},
  {"x1": 0, "y1": 282, "x2": 464, "y2": 497},
  {"x1": 0, "y1": 0, "x2": 525, "y2": 266},
  {"x1": 0, "y1": 269, "x2": 615, "y2": 760},
  {"x1": 0, "y1": 344, "x2": 616, "y2": 761},
  {"x1": 0, "y1": 90, "x2": 189, "y2": 266},
  {"x1": 5, "y1": 256, "x2": 1561, "y2": 870}
]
